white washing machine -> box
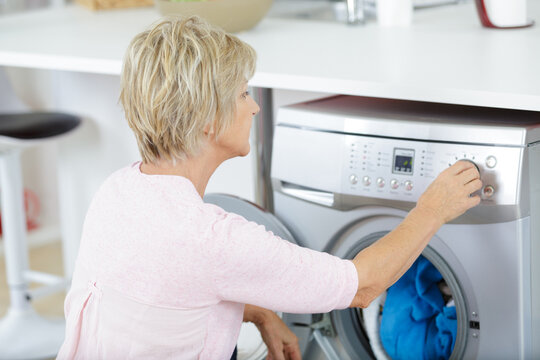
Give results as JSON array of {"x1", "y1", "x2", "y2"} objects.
[
  {"x1": 271, "y1": 96, "x2": 540, "y2": 359},
  {"x1": 207, "y1": 95, "x2": 540, "y2": 359}
]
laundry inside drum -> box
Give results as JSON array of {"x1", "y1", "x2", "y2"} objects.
[{"x1": 358, "y1": 255, "x2": 457, "y2": 360}]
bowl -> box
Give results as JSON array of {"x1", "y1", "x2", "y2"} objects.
[{"x1": 155, "y1": 0, "x2": 273, "y2": 33}]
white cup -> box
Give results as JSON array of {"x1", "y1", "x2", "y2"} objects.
[
  {"x1": 482, "y1": 0, "x2": 527, "y2": 27},
  {"x1": 377, "y1": 0, "x2": 413, "y2": 27}
]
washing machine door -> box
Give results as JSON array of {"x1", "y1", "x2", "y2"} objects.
[
  {"x1": 321, "y1": 215, "x2": 480, "y2": 360},
  {"x1": 203, "y1": 193, "x2": 297, "y2": 360}
]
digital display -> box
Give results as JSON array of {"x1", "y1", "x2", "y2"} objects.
[{"x1": 393, "y1": 148, "x2": 414, "y2": 175}]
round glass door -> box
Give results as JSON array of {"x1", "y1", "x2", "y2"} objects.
[{"x1": 328, "y1": 216, "x2": 479, "y2": 360}]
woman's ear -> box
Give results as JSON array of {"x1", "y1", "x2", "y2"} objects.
[
  {"x1": 204, "y1": 118, "x2": 217, "y2": 136},
  {"x1": 203, "y1": 123, "x2": 214, "y2": 136}
]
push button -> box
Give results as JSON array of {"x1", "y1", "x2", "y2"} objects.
[
  {"x1": 362, "y1": 176, "x2": 371, "y2": 186},
  {"x1": 483, "y1": 185, "x2": 495, "y2": 198},
  {"x1": 485, "y1": 156, "x2": 497, "y2": 169},
  {"x1": 404, "y1": 180, "x2": 413, "y2": 191}
]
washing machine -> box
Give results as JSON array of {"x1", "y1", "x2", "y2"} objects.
[{"x1": 207, "y1": 95, "x2": 540, "y2": 359}]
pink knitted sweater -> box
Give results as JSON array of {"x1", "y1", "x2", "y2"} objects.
[{"x1": 57, "y1": 162, "x2": 357, "y2": 359}]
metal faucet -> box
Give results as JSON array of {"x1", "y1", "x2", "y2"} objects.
[{"x1": 346, "y1": 0, "x2": 365, "y2": 25}]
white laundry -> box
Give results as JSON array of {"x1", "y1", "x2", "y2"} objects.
[{"x1": 363, "y1": 292, "x2": 391, "y2": 360}]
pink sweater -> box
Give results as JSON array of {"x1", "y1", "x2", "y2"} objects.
[{"x1": 57, "y1": 162, "x2": 358, "y2": 359}]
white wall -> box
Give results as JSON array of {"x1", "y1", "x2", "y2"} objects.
[
  {"x1": 1, "y1": 66, "x2": 335, "y2": 274},
  {"x1": 2, "y1": 68, "x2": 261, "y2": 274}
]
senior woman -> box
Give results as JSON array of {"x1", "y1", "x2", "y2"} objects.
[{"x1": 58, "y1": 16, "x2": 482, "y2": 360}]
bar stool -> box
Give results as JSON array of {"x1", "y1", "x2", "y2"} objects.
[{"x1": 0, "y1": 112, "x2": 80, "y2": 359}]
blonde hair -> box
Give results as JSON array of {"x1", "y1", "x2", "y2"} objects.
[{"x1": 120, "y1": 16, "x2": 256, "y2": 164}]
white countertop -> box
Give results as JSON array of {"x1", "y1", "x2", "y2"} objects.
[{"x1": 0, "y1": 1, "x2": 539, "y2": 110}]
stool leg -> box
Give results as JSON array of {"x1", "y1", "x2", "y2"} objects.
[
  {"x1": 0, "y1": 150, "x2": 31, "y2": 312},
  {"x1": 0, "y1": 149, "x2": 66, "y2": 359}
]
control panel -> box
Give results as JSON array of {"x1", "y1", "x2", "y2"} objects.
[{"x1": 342, "y1": 134, "x2": 523, "y2": 205}]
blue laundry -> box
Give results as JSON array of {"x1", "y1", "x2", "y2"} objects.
[{"x1": 380, "y1": 256, "x2": 457, "y2": 360}]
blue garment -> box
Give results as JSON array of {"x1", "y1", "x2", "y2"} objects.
[{"x1": 380, "y1": 256, "x2": 457, "y2": 360}]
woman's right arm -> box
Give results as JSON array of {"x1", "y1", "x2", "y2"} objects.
[{"x1": 349, "y1": 160, "x2": 482, "y2": 308}]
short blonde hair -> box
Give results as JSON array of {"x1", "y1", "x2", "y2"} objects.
[{"x1": 120, "y1": 16, "x2": 256, "y2": 163}]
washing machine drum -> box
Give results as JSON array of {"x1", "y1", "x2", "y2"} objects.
[
  {"x1": 327, "y1": 221, "x2": 479, "y2": 360},
  {"x1": 204, "y1": 194, "x2": 297, "y2": 360},
  {"x1": 342, "y1": 252, "x2": 458, "y2": 360}
]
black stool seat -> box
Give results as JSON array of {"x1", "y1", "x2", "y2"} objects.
[{"x1": 0, "y1": 112, "x2": 80, "y2": 140}]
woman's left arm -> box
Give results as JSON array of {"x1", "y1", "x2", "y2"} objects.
[{"x1": 243, "y1": 304, "x2": 301, "y2": 360}]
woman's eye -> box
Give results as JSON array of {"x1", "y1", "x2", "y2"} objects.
[{"x1": 241, "y1": 91, "x2": 249, "y2": 99}]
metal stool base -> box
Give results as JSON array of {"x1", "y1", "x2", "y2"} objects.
[{"x1": 0, "y1": 308, "x2": 64, "y2": 360}]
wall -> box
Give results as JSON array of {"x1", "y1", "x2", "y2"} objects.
[{"x1": 1, "y1": 65, "x2": 335, "y2": 272}]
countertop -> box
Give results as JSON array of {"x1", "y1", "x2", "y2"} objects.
[{"x1": 0, "y1": 1, "x2": 539, "y2": 110}]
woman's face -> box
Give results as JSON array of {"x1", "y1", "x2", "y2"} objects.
[{"x1": 217, "y1": 83, "x2": 260, "y2": 158}]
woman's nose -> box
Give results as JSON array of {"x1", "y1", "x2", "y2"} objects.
[{"x1": 252, "y1": 101, "x2": 261, "y2": 116}]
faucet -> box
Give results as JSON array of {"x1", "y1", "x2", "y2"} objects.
[{"x1": 346, "y1": 0, "x2": 365, "y2": 25}]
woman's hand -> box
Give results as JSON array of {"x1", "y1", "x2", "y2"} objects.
[
  {"x1": 243, "y1": 305, "x2": 301, "y2": 360},
  {"x1": 416, "y1": 160, "x2": 482, "y2": 225},
  {"x1": 349, "y1": 160, "x2": 482, "y2": 308}
]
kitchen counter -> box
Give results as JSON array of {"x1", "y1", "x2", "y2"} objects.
[
  {"x1": 1, "y1": 1, "x2": 539, "y2": 276},
  {"x1": 0, "y1": 1, "x2": 539, "y2": 110}
]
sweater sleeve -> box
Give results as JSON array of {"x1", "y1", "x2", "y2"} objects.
[{"x1": 208, "y1": 210, "x2": 358, "y2": 313}]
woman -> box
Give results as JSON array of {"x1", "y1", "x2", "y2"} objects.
[{"x1": 58, "y1": 16, "x2": 482, "y2": 360}]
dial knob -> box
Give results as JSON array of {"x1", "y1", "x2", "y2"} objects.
[
  {"x1": 458, "y1": 159, "x2": 480, "y2": 174},
  {"x1": 404, "y1": 180, "x2": 414, "y2": 191},
  {"x1": 390, "y1": 179, "x2": 399, "y2": 189},
  {"x1": 377, "y1": 177, "x2": 385, "y2": 188},
  {"x1": 349, "y1": 174, "x2": 358, "y2": 185}
]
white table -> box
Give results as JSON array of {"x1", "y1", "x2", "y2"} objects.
[
  {"x1": 0, "y1": 0, "x2": 539, "y2": 274},
  {"x1": 1, "y1": 1, "x2": 539, "y2": 109}
]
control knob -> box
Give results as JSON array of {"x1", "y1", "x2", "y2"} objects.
[
  {"x1": 404, "y1": 180, "x2": 413, "y2": 191},
  {"x1": 458, "y1": 159, "x2": 481, "y2": 175}
]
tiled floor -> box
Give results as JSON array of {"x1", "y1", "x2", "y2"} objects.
[{"x1": 0, "y1": 241, "x2": 66, "y2": 319}]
